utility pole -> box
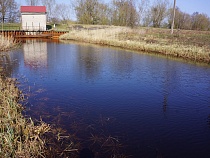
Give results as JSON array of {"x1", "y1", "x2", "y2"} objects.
[
  {"x1": 171, "y1": 0, "x2": 176, "y2": 34},
  {"x1": 1, "y1": 16, "x2": 3, "y2": 43}
]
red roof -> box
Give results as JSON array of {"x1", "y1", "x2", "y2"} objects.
[{"x1": 20, "y1": 6, "x2": 46, "y2": 13}]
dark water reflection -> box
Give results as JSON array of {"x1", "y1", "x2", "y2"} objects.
[{"x1": 4, "y1": 39, "x2": 210, "y2": 158}]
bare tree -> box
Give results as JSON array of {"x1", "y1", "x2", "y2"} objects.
[
  {"x1": 191, "y1": 12, "x2": 210, "y2": 31},
  {"x1": 0, "y1": 0, "x2": 19, "y2": 23},
  {"x1": 41, "y1": 0, "x2": 56, "y2": 22},
  {"x1": 150, "y1": 0, "x2": 169, "y2": 27},
  {"x1": 25, "y1": 0, "x2": 40, "y2": 6},
  {"x1": 111, "y1": 0, "x2": 139, "y2": 27},
  {"x1": 168, "y1": 7, "x2": 210, "y2": 31},
  {"x1": 97, "y1": 2, "x2": 111, "y2": 25},
  {"x1": 180, "y1": 12, "x2": 192, "y2": 30},
  {"x1": 127, "y1": 0, "x2": 139, "y2": 27},
  {"x1": 54, "y1": 3, "x2": 72, "y2": 23},
  {"x1": 138, "y1": 0, "x2": 150, "y2": 26},
  {"x1": 74, "y1": 0, "x2": 101, "y2": 24},
  {"x1": 7, "y1": 1, "x2": 19, "y2": 22},
  {"x1": 168, "y1": 7, "x2": 192, "y2": 30}
]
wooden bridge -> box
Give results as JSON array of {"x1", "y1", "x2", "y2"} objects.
[{"x1": 1, "y1": 30, "x2": 68, "y2": 39}]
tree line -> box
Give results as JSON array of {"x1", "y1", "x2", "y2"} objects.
[
  {"x1": 0, "y1": 0, "x2": 72, "y2": 24},
  {"x1": 0, "y1": 0, "x2": 210, "y2": 31}
]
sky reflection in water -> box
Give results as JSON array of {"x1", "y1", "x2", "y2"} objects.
[{"x1": 5, "y1": 39, "x2": 210, "y2": 158}]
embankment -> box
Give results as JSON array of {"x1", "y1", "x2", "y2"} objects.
[
  {"x1": 60, "y1": 26, "x2": 210, "y2": 64},
  {"x1": 0, "y1": 36, "x2": 17, "y2": 51},
  {"x1": 0, "y1": 36, "x2": 50, "y2": 157}
]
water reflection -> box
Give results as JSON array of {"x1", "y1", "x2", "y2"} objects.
[
  {"x1": 23, "y1": 40, "x2": 47, "y2": 68},
  {"x1": 110, "y1": 50, "x2": 134, "y2": 77},
  {"x1": 4, "y1": 40, "x2": 210, "y2": 158},
  {"x1": 73, "y1": 43, "x2": 135, "y2": 81},
  {"x1": 161, "y1": 60, "x2": 177, "y2": 113},
  {"x1": 76, "y1": 45, "x2": 102, "y2": 80},
  {"x1": 0, "y1": 53, "x2": 19, "y2": 77}
]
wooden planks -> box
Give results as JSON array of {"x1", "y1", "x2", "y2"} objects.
[{"x1": 1, "y1": 30, "x2": 67, "y2": 39}]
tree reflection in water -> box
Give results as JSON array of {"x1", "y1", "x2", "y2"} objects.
[
  {"x1": 76, "y1": 45, "x2": 102, "y2": 81},
  {"x1": 4, "y1": 40, "x2": 210, "y2": 158}
]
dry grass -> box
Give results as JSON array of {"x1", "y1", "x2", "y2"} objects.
[
  {"x1": 0, "y1": 76, "x2": 50, "y2": 157},
  {"x1": 0, "y1": 75, "x2": 80, "y2": 157},
  {"x1": 60, "y1": 25, "x2": 210, "y2": 63},
  {"x1": 0, "y1": 36, "x2": 49, "y2": 157},
  {"x1": 0, "y1": 54, "x2": 79, "y2": 157},
  {"x1": 0, "y1": 36, "x2": 17, "y2": 51}
]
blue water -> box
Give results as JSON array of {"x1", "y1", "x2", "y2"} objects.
[{"x1": 5, "y1": 39, "x2": 210, "y2": 157}]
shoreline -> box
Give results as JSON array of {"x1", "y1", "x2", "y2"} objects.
[
  {"x1": 0, "y1": 36, "x2": 17, "y2": 51},
  {"x1": 0, "y1": 76, "x2": 50, "y2": 157},
  {"x1": 0, "y1": 35, "x2": 79, "y2": 157},
  {"x1": 0, "y1": 38, "x2": 49, "y2": 157},
  {"x1": 60, "y1": 26, "x2": 210, "y2": 64},
  {"x1": 1, "y1": 26, "x2": 209, "y2": 156},
  {"x1": 0, "y1": 74, "x2": 79, "y2": 157}
]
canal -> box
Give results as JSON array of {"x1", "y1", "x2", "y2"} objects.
[{"x1": 2, "y1": 39, "x2": 210, "y2": 158}]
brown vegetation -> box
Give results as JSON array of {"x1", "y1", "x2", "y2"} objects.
[
  {"x1": 0, "y1": 73, "x2": 80, "y2": 157},
  {"x1": 0, "y1": 76, "x2": 50, "y2": 157},
  {"x1": 0, "y1": 36, "x2": 17, "y2": 51},
  {"x1": 0, "y1": 53, "x2": 48, "y2": 158},
  {"x1": 60, "y1": 25, "x2": 210, "y2": 64}
]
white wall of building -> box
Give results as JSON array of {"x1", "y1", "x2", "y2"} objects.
[
  {"x1": 21, "y1": 13, "x2": 46, "y2": 31},
  {"x1": 24, "y1": 40, "x2": 47, "y2": 68}
]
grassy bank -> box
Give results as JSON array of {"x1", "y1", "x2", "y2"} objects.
[
  {"x1": 0, "y1": 76, "x2": 50, "y2": 157},
  {"x1": 60, "y1": 25, "x2": 210, "y2": 64},
  {"x1": 0, "y1": 37, "x2": 49, "y2": 157},
  {"x1": 0, "y1": 74, "x2": 79, "y2": 157},
  {"x1": 0, "y1": 36, "x2": 17, "y2": 51},
  {"x1": 0, "y1": 35, "x2": 79, "y2": 157}
]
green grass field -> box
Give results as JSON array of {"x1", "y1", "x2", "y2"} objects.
[{"x1": 0, "y1": 23, "x2": 21, "y2": 30}]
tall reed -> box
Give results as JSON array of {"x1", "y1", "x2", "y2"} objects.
[
  {"x1": 0, "y1": 76, "x2": 50, "y2": 157},
  {"x1": 0, "y1": 36, "x2": 17, "y2": 51}
]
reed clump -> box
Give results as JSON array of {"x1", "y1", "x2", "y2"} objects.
[
  {"x1": 60, "y1": 26, "x2": 210, "y2": 63},
  {"x1": 0, "y1": 36, "x2": 17, "y2": 51},
  {"x1": 0, "y1": 76, "x2": 50, "y2": 157}
]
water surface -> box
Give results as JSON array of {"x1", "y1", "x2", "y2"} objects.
[{"x1": 4, "y1": 39, "x2": 210, "y2": 158}]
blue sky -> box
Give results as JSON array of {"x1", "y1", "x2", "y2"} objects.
[
  {"x1": 64, "y1": 0, "x2": 210, "y2": 16},
  {"x1": 20, "y1": 0, "x2": 210, "y2": 17},
  {"x1": 175, "y1": 0, "x2": 210, "y2": 16}
]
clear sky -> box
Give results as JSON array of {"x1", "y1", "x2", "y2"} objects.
[
  {"x1": 19, "y1": 0, "x2": 210, "y2": 17},
  {"x1": 66, "y1": 0, "x2": 210, "y2": 16},
  {"x1": 175, "y1": 0, "x2": 210, "y2": 16}
]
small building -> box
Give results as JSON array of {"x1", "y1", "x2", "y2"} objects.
[{"x1": 20, "y1": 6, "x2": 47, "y2": 31}]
